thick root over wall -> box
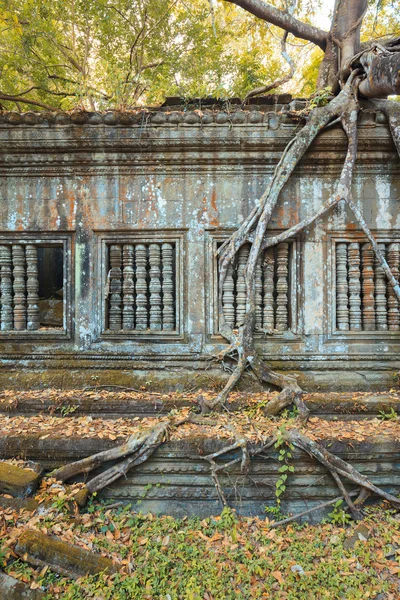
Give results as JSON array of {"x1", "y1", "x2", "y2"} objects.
[{"x1": 49, "y1": 412, "x2": 400, "y2": 523}]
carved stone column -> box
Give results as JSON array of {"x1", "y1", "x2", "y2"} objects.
[
  {"x1": 262, "y1": 247, "x2": 275, "y2": 331},
  {"x1": 161, "y1": 243, "x2": 175, "y2": 331},
  {"x1": 26, "y1": 244, "x2": 40, "y2": 331},
  {"x1": 0, "y1": 245, "x2": 13, "y2": 330},
  {"x1": 387, "y1": 242, "x2": 399, "y2": 331},
  {"x1": 108, "y1": 244, "x2": 122, "y2": 331},
  {"x1": 375, "y1": 242, "x2": 388, "y2": 331},
  {"x1": 122, "y1": 244, "x2": 135, "y2": 330},
  {"x1": 149, "y1": 243, "x2": 162, "y2": 330},
  {"x1": 361, "y1": 243, "x2": 375, "y2": 331},
  {"x1": 348, "y1": 242, "x2": 362, "y2": 331},
  {"x1": 222, "y1": 262, "x2": 235, "y2": 329},
  {"x1": 135, "y1": 244, "x2": 148, "y2": 331},
  {"x1": 275, "y1": 243, "x2": 289, "y2": 331},
  {"x1": 12, "y1": 245, "x2": 27, "y2": 331},
  {"x1": 236, "y1": 244, "x2": 249, "y2": 327},
  {"x1": 336, "y1": 243, "x2": 349, "y2": 331},
  {"x1": 255, "y1": 257, "x2": 263, "y2": 330}
]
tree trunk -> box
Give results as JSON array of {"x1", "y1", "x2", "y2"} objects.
[
  {"x1": 317, "y1": 0, "x2": 367, "y2": 90},
  {"x1": 359, "y1": 52, "x2": 400, "y2": 97}
]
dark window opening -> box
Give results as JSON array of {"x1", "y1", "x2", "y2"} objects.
[{"x1": 37, "y1": 246, "x2": 64, "y2": 329}]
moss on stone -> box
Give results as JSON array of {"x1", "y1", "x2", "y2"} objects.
[{"x1": 0, "y1": 462, "x2": 39, "y2": 498}]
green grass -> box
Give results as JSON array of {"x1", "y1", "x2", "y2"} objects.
[{"x1": 2, "y1": 500, "x2": 400, "y2": 599}]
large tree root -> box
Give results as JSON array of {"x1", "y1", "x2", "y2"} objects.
[
  {"x1": 207, "y1": 72, "x2": 400, "y2": 417},
  {"x1": 51, "y1": 420, "x2": 175, "y2": 506},
  {"x1": 47, "y1": 416, "x2": 400, "y2": 523}
]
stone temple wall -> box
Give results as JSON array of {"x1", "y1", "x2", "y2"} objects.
[{"x1": 0, "y1": 101, "x2": 399, "y2": 390}]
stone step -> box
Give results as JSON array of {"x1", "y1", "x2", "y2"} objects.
[
  {"x1": 0, "y1": 415, "x2": 399, "y2": 520},
  {"x1": 0, "y1": 389, "x2": 399, "y2": 418},
  {"x1": 0, "y1": 462, "x2": 40, "y2": 498},
  {"x1": 15, "y1": 530, "x2": 119, "y2": 579}
]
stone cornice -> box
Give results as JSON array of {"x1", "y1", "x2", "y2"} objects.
[{"x1": 0, "y1": 107, "x2": 397, "y2": 175}]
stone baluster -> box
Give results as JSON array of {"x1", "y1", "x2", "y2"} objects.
[
  {"x1": 255, "y1": 257, "x2": 263, "y2": 330},
  {"x1": 336, "y1": 243, "x2": 349, "y2": 331},
  {"x1": 275, "y1": 243, "x2": 289, "y2": 331},
  {"x1": 108, "y1": 244, "x2": 122, "y2": 330},
  {"x1": 12, "y1": 244, "x2": 27, "y2": 331},
  {"x1": 149, "y1": 243, "x2": 162, "y2": 330},
  {"x1": 235, "y1": 244, "x2": 249, "y2": 327},
  {"x1": 122, "y1": 244, "x2": 135, "y2": 330},
  {"x1": 262, "y1": 247, "x2": 275, "y2": 330},
  {"x1": 26, "y1": 244, "x2": 40, "y2": 330},
  {"x1": 161, "y1": 243, "x2": 175, "y2": 330},
  {"x1": 222, "y1": 262, "x2": 235, "y2": 329},
  {"x1": 135, "y1": 244, "x2": 148, "y2": 330},
  {"x1": 375, "y1": 243, "x2": 388, "y2": 330},
  {"x1": 0, "y1": 245, "x2": 13, "y2": 330},
  {"x1": 348, "y1": 242, "x2": 362, "y2": 330},
  {"x1": 361, "y1": 243, "x2": 375, "y2": 331},
  {"x1": 387, "y1": 242, "x2": 399, "y2": 331}
]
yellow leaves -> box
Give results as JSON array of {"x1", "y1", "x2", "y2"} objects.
[
  {"x1": 138, "y1": 537, "x2": 148, "y2": 545},
  {"x1": 271, "y1": 570, "x2": 284, "y2": 584}
]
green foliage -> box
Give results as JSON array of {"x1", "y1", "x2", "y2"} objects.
[
  {"x1": 281, "y1": 404, "x2": 299, "y2": 420},
  {"x1": 265, "y1": 425, "x2": 295, "y2": 518},
  {"x1": 0, "y1": 541, "x2": 7, "y2": 567},
  {"x1": 378, "y1": 407, "x2": 398, "y2": 421},
  {"x1": 217, "y1": 505, "x2": 238, "y2": 529},
  {"x1": 325, "y1": 499, "x2": 353, "y2": 527},
  {"x1": 60, "y1": 403, "x2": 78, "y2": 417},
  {"x1": 308, "y1": 86, "x2": 333, "y2": 109},
  {"x1": 298, "y1": 47, "x2": 324, "y2": 97},
  {"x1": 2, "y1": 500, "x2": 399, "y2": 599},
  {"x1": 0, "y1": 0, "x2": 339, "y2": 110}
]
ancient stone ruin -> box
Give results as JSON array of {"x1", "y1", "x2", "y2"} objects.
[
  {"x1": 0, "y1": 99, "x2": 399, "y2": 517},
  {"x1": 0, "y1": 99, "x2": 399, "y2": 390}
]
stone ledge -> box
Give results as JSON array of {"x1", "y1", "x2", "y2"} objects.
[
  {"x1": 1, "y1": 427, "x2": 399, "y2": 519},
  {"x1": 0, "y1": 103, "x2": 387, "y2": 129},
  {"x1": 0, "y1": 462, "x2": 40, "y2": 498},
  {"x1": 0, "y1": 390, "x2": 399, "y2": 418},
  {"x1": 0, "y1": 366, "x2": 398, "y2": 392}
]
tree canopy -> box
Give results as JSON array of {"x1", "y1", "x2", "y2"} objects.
[{"x1": 0, "y1": 0, "x2": 398, "y2": 111}]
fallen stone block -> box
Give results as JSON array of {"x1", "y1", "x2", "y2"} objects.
[
  {"x1": 15, "y1": 529, "x2": 119, "y2": 579},
  {"x1": 0, "y1": 571, "x2": 45, "y2": 599},
  {"x1": 0, "y1": 462, "x2": 39, "y2": 498},
  {"x1": 0, "y1": 496, "x2": 39, "y2": 512},
  {"x1": 343, "y1": 523, "x2": 371, "y2": 549}
]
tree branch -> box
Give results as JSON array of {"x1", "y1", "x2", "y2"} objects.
[
  {"x1": 224, "y1": 0, "x2": 328, "y2": 48},
  {"x1": 0, "y1": 93, "x2": 56, "y2": 110},
  {"x1": 244, "y1": 29, "x2": 295, "y2": 100}
]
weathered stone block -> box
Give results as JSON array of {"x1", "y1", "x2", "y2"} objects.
[
  {"x1": 15, "y1": 530, "x2": 119, "y2": 579},
  {"x1": 0, "y1": 571, "x2": 45, "y2": 599},
  {"x1": 0, "y1": 463, "x2": 39, "y2": 498}
]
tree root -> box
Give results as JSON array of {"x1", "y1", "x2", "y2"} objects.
[
  {"x1": 51, "y1": 420, "x2": 174, "y2": 506},
  {"x1": 45, "y1": 411, "x2": 400, "y2": 524},
  {"x1": 270, "y1": 490, "x2": 360, "y2": 528},
  {"x1": 208, "y1": 74, "x2": 400, "y2": 419},
  {"x1": 284, "y1": 430, "x2": 400, "y2": 509}
]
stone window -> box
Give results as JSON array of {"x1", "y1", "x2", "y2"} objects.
[
  {"x1": 334, "y1": 239, "x2": 400, "y2": 332},
  {"x1": 211, "y1": 236, "x2": 297, "y2": 335},
  {"x1": 102, "y1": 234, "x2": 182, "y2": 336},
  {"x1": 0, "y1": 236, "x2": 70, "y2": 336}
]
